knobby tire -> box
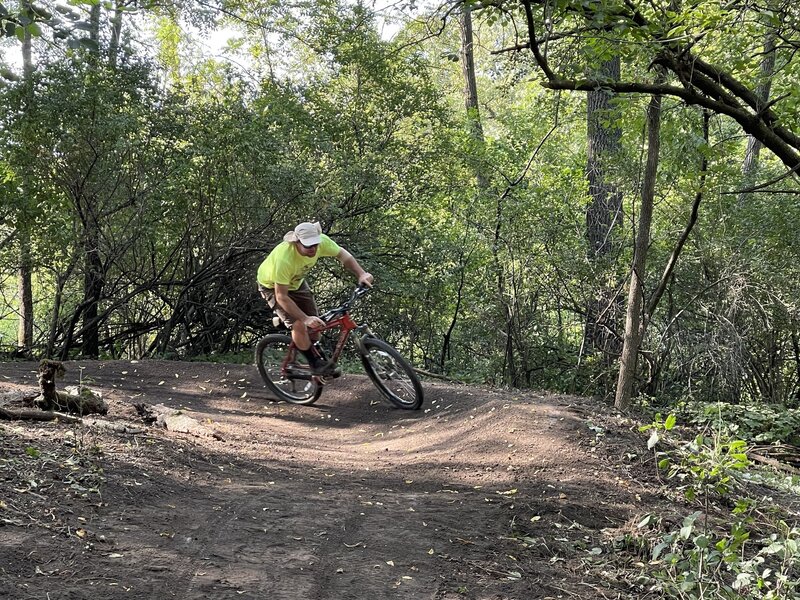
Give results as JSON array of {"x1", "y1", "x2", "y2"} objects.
[
  {"x1": 359, "y1": 337, "x2": 423, "y2": 410},
  {"x1": 255, "y1": 334, "x2": 322, "y2": 405}
]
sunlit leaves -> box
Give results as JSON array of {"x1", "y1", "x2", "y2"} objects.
[{"x1": 1, "y1": 0, "x2": 95, "y2": 42}]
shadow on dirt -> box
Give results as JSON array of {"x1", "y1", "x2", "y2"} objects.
[{"x1": 1, "y1": 359, "x2": 661, "y2": 600}]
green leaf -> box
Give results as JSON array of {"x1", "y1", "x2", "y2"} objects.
[
  {"x1": 664, "y1": 414, "x2": 676, "y2": 430},
  {"x1": 786, "y1": 538, "x2": 798, "y2": 555},
  {"x1": 694, "y1": 534, "x2": 710, "y2": 549},
  {"x1": 763, "y1": 542, "x2": 784, "y2": 555},
  {"x1": 652, "y1": 541, "x2": 670, "y2": 561}
]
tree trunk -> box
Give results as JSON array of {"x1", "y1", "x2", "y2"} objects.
[
  {"x1": 738, "y1": 30, "x2": 776, "y2": 204},
  {"x1": 89, "y1": 4, "x2": 101, "y2": 48},
  {"x1": 584, "y1": 57, "x2": 623, "y2": 364},
  {"x1": 47, "y1": 255, "x2": 79, "y2": 357},
  {"x1": 460, "y1": 6, "x2": 484, "y2": 146},
  {"x1": 109, "y1": 1, "x2": 124, "y2": 67},
  {"x1": 81, "y1": 225, "x2": 103, "y2": 358},
  {"x1": 586, "y1": 57, "x2": 622, "y2": 259},
  {"x1": 646, "y1": 110, "x2": 710, "y2": 325},
  {"x1": 17, "y1": 242, "x2": 33, "y2": 351},
  {"x1": 439, "y1": 245, "x2": 470, "y2": 371},
  {"x1": 459, "y1": 5, "x2": 517, "y2": 384},
  {"x1": 81, "y1": 5, "x2": 103, "y2": 357},
  {"x1": 16, "y1": 9, "x2": 34, "y2": 353},
  {"x1": 615, "y1": 88, "x2": 663, "y2": 410}
]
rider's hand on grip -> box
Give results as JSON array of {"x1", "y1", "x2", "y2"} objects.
[{"x1": 304, "y1": 315, "x2": 326, "y2": 330}]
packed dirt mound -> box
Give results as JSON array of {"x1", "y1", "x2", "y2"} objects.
[{"x1": 1, "y1": 359, "x2": 662, "y2": 599}]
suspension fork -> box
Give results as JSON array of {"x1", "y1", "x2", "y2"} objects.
[{"x1": 352, "y1": 323, "x2": 376, "y2": 355}]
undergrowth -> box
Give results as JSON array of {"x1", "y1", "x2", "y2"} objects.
[
  {"x1": 674, "y1": 402, "x2": 800, "y2": 447},
  {"x1": 631, "y1": 411, "x2": 800, "y2": 599}
]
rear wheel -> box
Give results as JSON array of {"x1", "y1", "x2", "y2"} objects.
[
  {"x1": 255, "y1": 334, "x2": 322, "y2": 405},
  {"x1": 359, "y1": 337, "x2": 423, "y2": 410}
]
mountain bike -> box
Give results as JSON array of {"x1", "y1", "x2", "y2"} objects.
[{"x1": 255, "y1": 285, "x2": 424, "y2": 410}]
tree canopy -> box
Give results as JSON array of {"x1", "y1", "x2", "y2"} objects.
[{"x1": 0, "y1": 0, "x2": 798, "y2": 409}]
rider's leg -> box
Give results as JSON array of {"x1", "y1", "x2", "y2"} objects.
[
  {"x1": 261, "y1": 281, "x2": 318, "y2": 339},
  {"x1": 286, "y1": 283, "x2": 320, "y2": 349},
  {"x1": 260, "y1": 283, "x2": 330, "y2": 373},
  {"x1": 291, "y1": 321, "x2": 312, "y2": 351}
]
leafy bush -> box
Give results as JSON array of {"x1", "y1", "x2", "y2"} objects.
[
  {"x1": 636, "y1": 415, "x2": 800, "y2": 598},
  {"x1": 676, "y1": 402, "x2": 800, "y2": 446}
]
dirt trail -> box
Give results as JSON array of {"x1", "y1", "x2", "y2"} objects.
[{"x1": 1, "y1": 359, "x2": 657, "y2": 599}]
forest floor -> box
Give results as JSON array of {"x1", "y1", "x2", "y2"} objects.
[{"x1": 1, "y1": 359, "x2": 680, "y2": 599}]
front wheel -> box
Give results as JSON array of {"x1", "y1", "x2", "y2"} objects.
[
  {"x1": 255, "y1": 334, "x2": 322, "y2": 405},
  {"x1": 359, "y1": 337, "x2": 423, "y2": 410}
]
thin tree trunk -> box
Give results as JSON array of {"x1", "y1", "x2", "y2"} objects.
[
  {"x1": 615, "y1": 88, "x2": 663, "y2": 410},
  {"x1": 81, "y1": 6, "x2": 103, "y2": 357},
  {"x1": 46, "y1": 255, "x2": 79, "y2": 357},
  {"x1": 17, "y1": 8, "x2": 34, "y2": 353},
  {"x1": 646, "y1": 110, "x2": 710, "y2": 325},
  {"x1": 460, "y1": 6, "x2": 484, "y2": 146},
  {"x1": 17, "y1": 243, "x2": 33, "y2": 351},
  {"x1": 81, "y1": 214, "x2": 103, "y2": 358},
  {"x1": 738, "y1": 30, "x2": 776, "y2": 205},
  {"x1": 109, "y1": 1, "x2": 124, "y2": 68},
  {"x1": 439, "y1": 245, "x2": 470, "y2": 371}
]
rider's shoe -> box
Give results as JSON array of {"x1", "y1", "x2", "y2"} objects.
[
  {"x1": 310, "y1": 359, "x2": 340, "y2": 378},
  {"x1": 300, "y1": 343, "x2": 341, "y2": 378}
]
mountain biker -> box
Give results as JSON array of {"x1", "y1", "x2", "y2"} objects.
[{"x1": 257, "y1": 221, "x2": 373, "y2": 374}]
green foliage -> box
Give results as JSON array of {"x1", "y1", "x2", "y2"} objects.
[
  {"x1": 1, "y1": 0, "x2": 799, "y2": 403},
  {"x1": 1, "y1": 0, "x2": 96, "y2": 44},
  {"x1": 673, "y1": 434, "x2": 750, "y2": 502},
  {"x1": 677, "y1": 402, "x2": 800, "y2": 447},
  {"x1": 643, "y1": 512, "x2": 800, "y2": 599},
  {"x1": 637, "y1": 416, "x2": 800, "y2": 599}
]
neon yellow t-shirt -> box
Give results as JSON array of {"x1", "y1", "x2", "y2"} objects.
[{"x1": 257, "y1": 234, "x2": 341, "y2": 291}]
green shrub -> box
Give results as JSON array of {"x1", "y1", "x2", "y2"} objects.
[{"x1": 637, "y1": 415, "x2": 800, "y2": 598}]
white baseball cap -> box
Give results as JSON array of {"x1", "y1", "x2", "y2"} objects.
[{"x1": 283, "y1": 221, "x2": 322, "y2": 246}]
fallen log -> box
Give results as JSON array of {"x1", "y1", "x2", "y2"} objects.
[
  {"x1": 134, "y1": 403, "x2": 225, "y2": 441},
  {"x1": 750, "y1": 442, "x2": 800, "y2": 472},
  {"x1": 750, "y1": 452, "x2": 800, "y2": 475},
  {"x1": 84, "y1": 418, "x2": 147, "y2": 435},
  {"x1": 0, "y1": 406, "x2": 82, "y2": 423}
]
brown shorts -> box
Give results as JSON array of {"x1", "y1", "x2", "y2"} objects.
[{"x1": 259, "y1": 281, "x2": 318, "y2": 329}]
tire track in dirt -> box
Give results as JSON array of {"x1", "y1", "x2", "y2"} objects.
[{"x1": 1, "y1": 359, "x2": 651, "y2": 599}]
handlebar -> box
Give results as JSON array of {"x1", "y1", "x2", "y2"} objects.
[{"x1": 319, "y1": 285, "x2": 371, "y2": 323}]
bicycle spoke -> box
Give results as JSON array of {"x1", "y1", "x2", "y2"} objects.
[
  {"x1": 360, "y1": 338, "x2": 423, "y2": 410},
  {"x1": 256, "y1": 334, "x2": 322, "y2": 405}
]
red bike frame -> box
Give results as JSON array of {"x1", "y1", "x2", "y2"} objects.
[{"x1": 280, "y1": 312, "x2": 361, "y2": 376}]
